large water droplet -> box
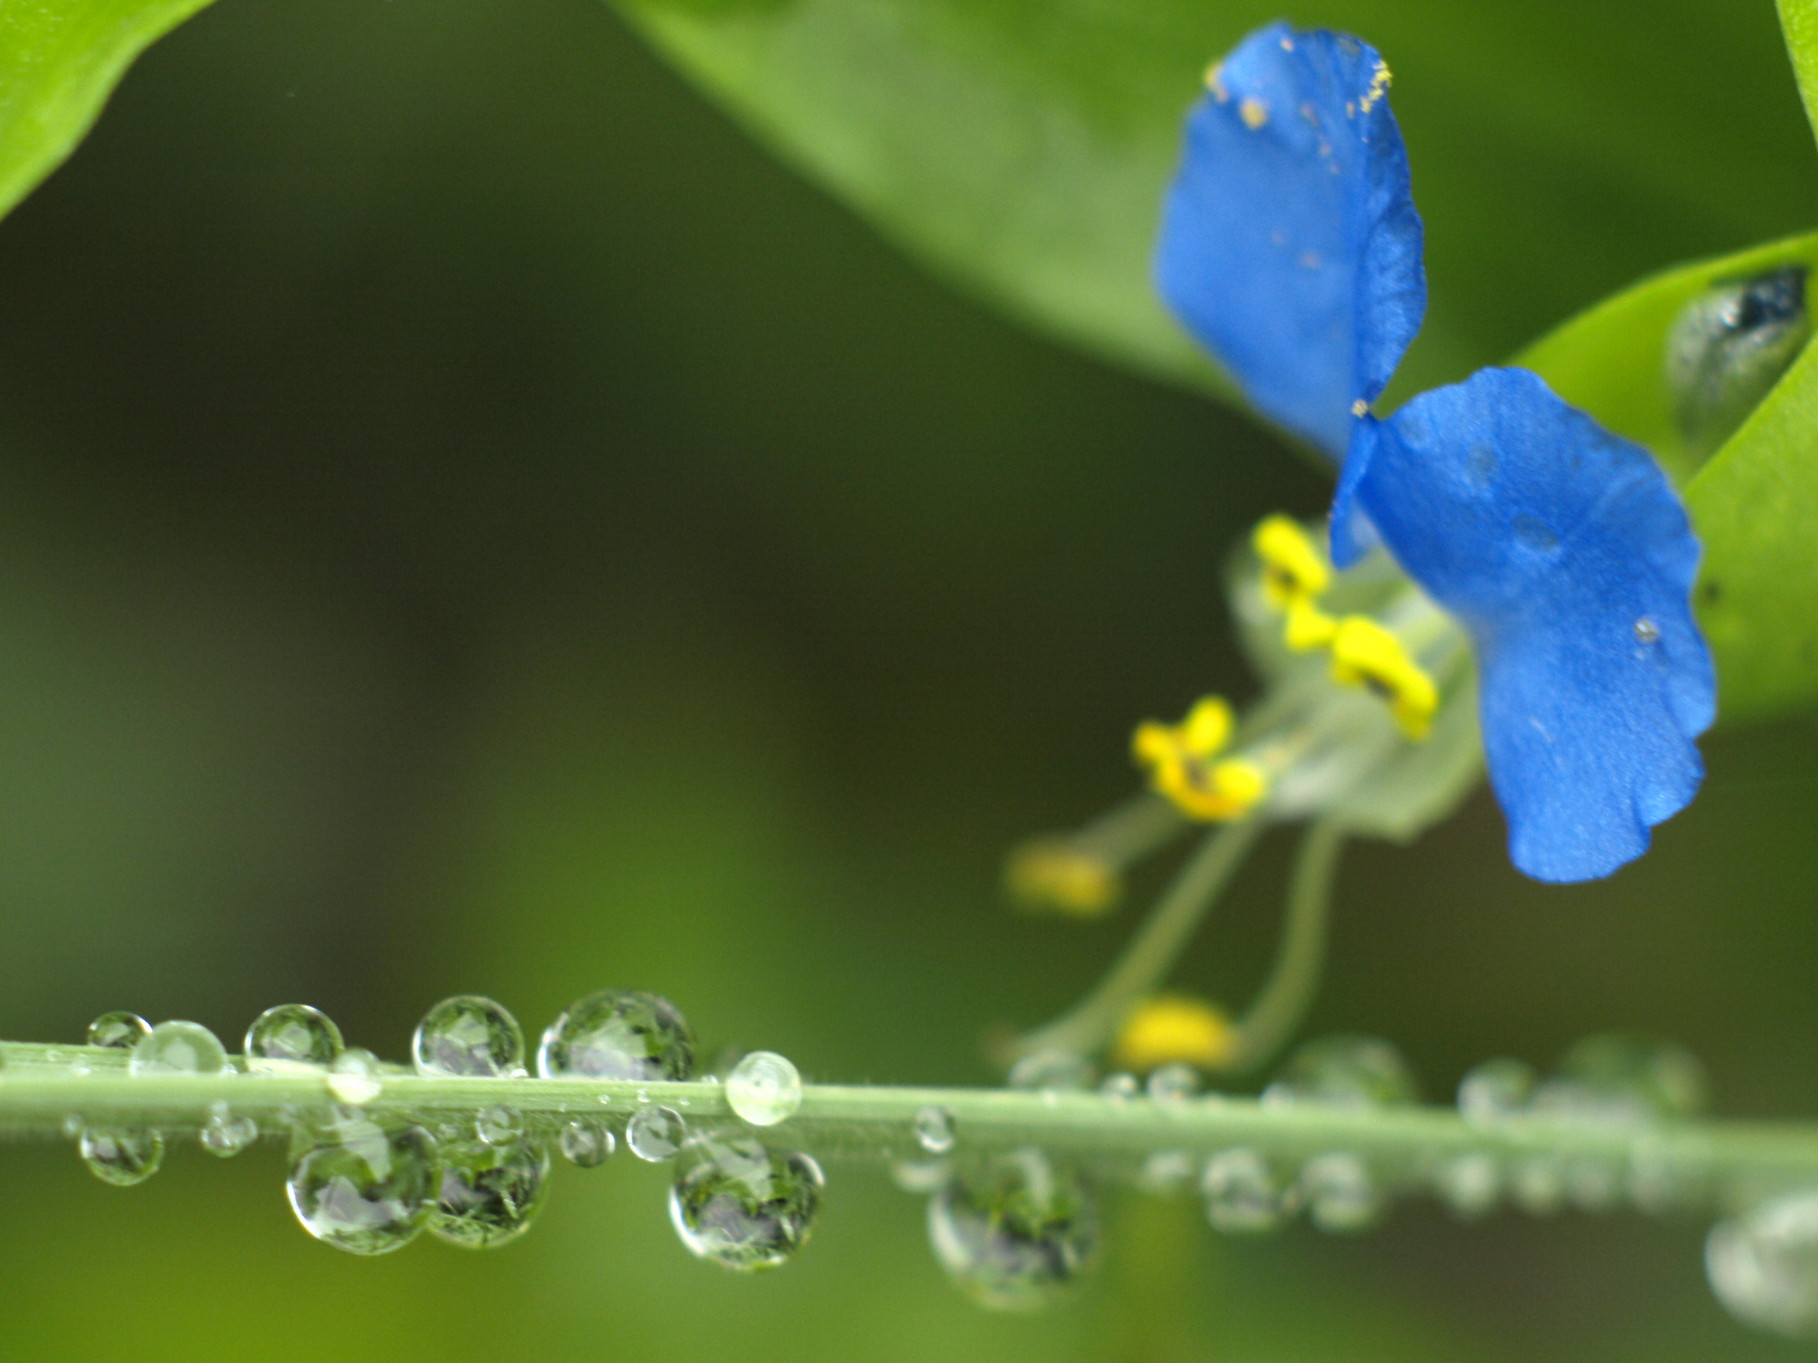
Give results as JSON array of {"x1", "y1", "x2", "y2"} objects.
[
  {"x1": 1456, "y1": 1057, "x2": 1535, "y2": 1126},
  {"x1": 1007, "y1": 1050, "x2": 1094, "y2": 1094},
  {"x1": 1532, "y1": 1033, "x2": 1708, "y2": 1125},
  {"x1": 725, "y1": 1051, "x2": 803, "y2": 1127},
  {"x1": 474, "y1": 1105, "x2": 523, "y2": 1146},
  {"x1": 537, "y1": 989, "x2": 694, "y2": 1081},
  {"x1": 1668, "y1": 264, "x2": 1810, "y2": 462},
  {"x1": 1264, "y1": 1034, "x2": 1418, "y2": 1108},
  {"x1": 129, "y1": 1020, "x2": 228, "y2": 1076},
  {"x1": 626, "y1": 1105, "x2": 688, "y2": 1162},
  {"x1": 80, "y1": 1127, "x2": 164, "y2": 1186},
  {"x1": 1707, "y1": 1191, "x2": 1818, "y2": 1335},
  {"x1": 430, "y1": 1137, "x2": 551, "y2": 1249},
  {"x1": 927, "y1": 1150, "x2": 1099, "y2": 1311},
  {"x1": 1098, "y1": 1072, "x2": 1139, "y2": 1102},
  {"x1": 1201, "y1": 1147, "x2": 1287, "y2": 1233},
  {"x1": 199, "y1": 1101, "x2": 258, "y2": 1158},
  {"x1": 669, "y1": 1138, "x2": 825, "y2": 1271},
  {"x1": 87, "y1": 1011, "x2": 150, "y2": 1051},
  {"x1": 912, "y1": 1105, "x2": 956, "y2": 1154},
  {"x1": 245, "y1": 1004, "x2": 343, "y2": 1074},
  {"x1": 413, "y1": 995, "x2": 525, "y2": 1078},
  {"x1": 1300, "y1": 1151, "x2": 1384, "y2": 1233},
  {"x1": 287, "y1": 1122, "x2": 438, "y2": 1255},
  {"x1": 1431, "y1": 1152, "x2": 1500, "y2": 1219},
  {"x1": 1145, "y1": 1063, "x2": 1201, "y2": 1104},
  {"x1": 559, "y1": 1119, "x2": 614, "y2": 1167},
  {"x1": 325, "y1": 1048, "x2": 383, "y2": 1106}
]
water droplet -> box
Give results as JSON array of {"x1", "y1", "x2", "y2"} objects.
[
  {"x1": 244, "y1": 1004, "x2": 343, "y2": 1073},
  {"x1": 559, "y1": 1119, "x2": 614, "y2": 1167},
  {"x1": 891, "y1": 1156, "x2": 951, "y2": 1193},
  {"x1": 1137, "y1": 1150, "x2": 1195, "y2": 1195},
  {"x1": 626, "y1": 1105, "x2": 687, "y2": 1162},
  {"x1": 1708, "y1": 1191, "x2": 1818, "y2": 1334},
  {"x1": 287, "y1": 1121, "x2": 438, "y2": 1255},
  {"x1": 1456, "y1": 1056, "x2": 1535, "y2": 1126},
  {"x1": 912, "y1": 1105, "x2": 956, "y2": 1154},
  {"x1": 129, "y1": 1020, "x2": 228, "y2": 1076},
  {"x1": 199, "y1": 1101, "x2": 258, "y2": 1158},
  {"x1": 537, "y1": 989, "x2": 695, "y2": 1081},
  {"x1": 325, "y1": 1048, "x2": 383, "y2": 1106},
  {"x1": 413, "y1": 995, "x2": 525, "y2": 1078},
  {"x1": 1431, "y1": 1152, "x2": 1500, "y2": 1219},
  {"x1": 669, "y1": 1138, "x2": 825, "y2": 1271},
  {"x1": 80, "y1": 1127, "x2": 164, "y2": 1185},
  {"x1": 1264, "y1": 1034, "x2": 1418, "y2": 1108},
  {"x1": 1098, "y1": 1072, "x2": 1139, "y2": 1102},
  {"x1": 1509, "y1": 1156, "x2": 1566, "y2": 1215},
  {"x1": 1008, "y1": 1050, "x2": 1094, "y2": 1094},
  {"x1": 87, "y1": 1011, "x2": 150, "y2": 1050},
  {"x1": 1634, "y1": 616, "x2": 1661, "y2": 644},
  {"x1": 1145, "y1": 1063, "x2": 1201, "y2": 1104},
  {"x1": 927, "y1": 1150, "x2": 1099, "y2": 1310},
  {"x1": 725, "y1": 1050, "x2": 803, "y2": 1127},
  {"x1": 1532, "y1": 1033, "x2": 1708, "y2": 1125},
  {"x1": 1201, "y1": 1148, "x2": 1287, "y2": 1233},
  {"x1": 1668, "y1": 264, "x2": 1809, "y2": 462},
  {"x1": 1564, "y1": 1156, "x2": 1623, "y2": 1212},
  {"x1": 475, "y1": 1105, "x2": 523, "y2": 1146},
  {"x1": 1300, "y1": 1152, "x2": 1383, "y2": 1233},
  {"x1": 430, "y1": 1137, "x2": 551, "y2": 1249}
]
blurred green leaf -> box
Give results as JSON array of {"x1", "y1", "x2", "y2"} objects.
[
  {"x1": 1779, "y1": 0, "x2": 1818, "y2": 142},
  {"x1": 0, "y1": 0, "x2": 214, "y2": 220}
]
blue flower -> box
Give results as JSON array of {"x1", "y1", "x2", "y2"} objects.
[{"x1": 1153, "y1": 22, "x2": 1715, "y2": 882}]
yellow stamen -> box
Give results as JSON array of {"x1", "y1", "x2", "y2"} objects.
[
  {"x1": 1253, "y1": 514, "x2": 1330, "y2": 607},
  {"x1": 1283, "y1": 596, "x2": 1339, "y2": 651},
  {"x1": 1329, "y1": 615, "x2": 1439, "y2": 739},
  {"x1": 1131, "y1": 698, "x2": 1268, "y2": 822},
  {"x1": 1114, "y1": 994, "x2": 1237, "y2": 1071},
  {"x1": 1005, "y1": 839, "x2": 1120, "y2": 917}
]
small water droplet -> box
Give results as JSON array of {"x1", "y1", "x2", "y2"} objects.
[
  {"x1": 626, "y1": 1105, "x2": 687, "y2": 1162},
  {"x1": 1457, "y1": 1057, "x2": 1535, "y2": 1126},
  {"x1": 559, "y1": 1119, "x2": 614, "y2": 1167},
  {"x1": 669, "y1": 1138, "x2": 825, "y2": 1272},
  {"x1": 537, "y1": 989, "x2": 695, "y2": 1081},
  {"x1": 1509, "y1": 1156, "x2": 1565, "y2": 1215},
  {"x1": 1264, "y1": 1034, "x2": 1418, "y2": 1108},
  {"x1": 325, "y1": 1048, "x2": 383, "y2": 1106},
  {"x1": 912, "y1": 1105, "x2": 956, "y2": 1154},
  {"x1": 1431, "y1": 1152, "x2": 1500, "y2": 1219},
  {"x1": 1098, "y1": 1072, "x2": 1139, "y2": 1102},
  {"x1": 725, "y1": 1050, "x2": 803, "y2": 1127},
  {"x1": 287, "y1": 1121, "x2": 438, "y2": 1255},
  {"x1": 928, "y1": 1150, "x2": 1099, "y2": 1310},
  {"x1": 1564, "y1": 1156, "x2": 1623, "y2": 1211},
  {"x1": 1708, "y1": 1190, "x2": 1818, "y2": 1335},
  {"x1": 475, "y1": 1105, "x2": 523, "y2": 1146},
  {"x1": 86, "y1": 1011, "x2": 151, "y2": 1051},
  {"x1": 244, "y1": 1004, "x2": 343, "y2": 1074},
  {"x1": 129, "y1": 1020, "x2": 228, "y2": 1076},
  {"x1": 199, "y1": 1101, "x2": 258, "y2": 1158},
  {"x1": 1201, "y1": 1148, "x2": 1287, "y2": 1233},
  {"x1": 1008, "y1": 1050, "x2": 1094, "y2": 1093},
  {"x1": 1145, "y1": 1063, "x2": 1201, "y2": 1104},
  {"x1": 1137, "y1": 1150, "x2": 1195, "y2": 1195},
  {"x1": 413, "y1": 995, "x2": 525, "y2": 1078},
  {"x1": 1532, "y1": 1033, "x2": 1707, "y2": 1125},
  {"x1": 430, "y1": 1137, "x2": 551, "y2": 1249},
  {"x1": 891, "y1": 1156, "x2": 951, "y2": 1194},
  {"x1": 80, "y1": 1127, "x2": 164, "y2": 1185},
  {"x1": 1634, "y1": 616, "x2": 1661, "y2": 644},
  {"x1": 1300, "y1": 1152, "x2": 1383, "y2": 1233}
]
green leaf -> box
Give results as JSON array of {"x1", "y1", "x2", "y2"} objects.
[
  {"x1": 0, "y1": 0, "x2": 216, "y2": 221},
  {"x1": 1516, "y1": 232, "x2": 1818, "y2": 725},
  {"x1": 1780, "y1": 0, "x2": 1818, "y2": 144},
  {"x1": 611, "y1": 0, "x2": 1818, "y2": 403}
]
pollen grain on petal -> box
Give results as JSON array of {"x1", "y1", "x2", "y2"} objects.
[
  {"x1": 1205, "y1": 61, "x2": 1228, "y2": 99},
  {"x1": 1239, "y1": 96, "x2": 1269, "y2": 130}
]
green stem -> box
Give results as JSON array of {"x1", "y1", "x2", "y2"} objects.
[
  {"x1": 1229, "y1": 816, "x2": 1345, "y2": 1073},
  {"x1": 1002, "y1": 816, "x2": 1267, "y2": 1064}
]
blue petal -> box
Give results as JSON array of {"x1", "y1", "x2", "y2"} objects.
[
  {"x1": 1350, "y1": 367, "x2": 1716, "y2": 882},
  {"x1": 1155, "y1": 22, "x2": 1425, "y2": 460}
]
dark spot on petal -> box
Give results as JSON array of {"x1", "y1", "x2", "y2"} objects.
[{"x1": 1513, "y1": 515, "x2": 1558, "y2": 551}]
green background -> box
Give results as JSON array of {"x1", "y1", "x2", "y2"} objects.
[{"x1": 0, "y1": 0, "x2": 1817, "y2": 1359}]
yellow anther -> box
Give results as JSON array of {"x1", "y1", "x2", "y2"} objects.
[
  {"x1": 1114, "y1": 994, "x2": 1237, "y2": 1072},
  {"x1": 1329, "y1": 615, "x2": 1439, "y2": 740},
  {"x1": 1283, "y1": 596, "x2": 1339, "y2": 651},
  {"x1": 1253, "y1": 514, "x2": 1330, "y2": 608},
  {"x1": 1131, "y1": 699, "x2": 1268, "y2": 822},
  {"x1": 1004, "y1": 839, "x2": 1120, "y2": 917}
]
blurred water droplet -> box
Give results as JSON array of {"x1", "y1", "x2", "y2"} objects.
[
  {"x1": 1564, "y1": 1156, "x2": 1623, "y2": 1212},
  {"x1": 1532, "y1": 1033, "x2": 1707, "y2": 1125},
  {"x1": 1456, "y1": 1057, "x2": 1536, "y2": 1126},
  {"x1": 475, "y1": 1105, "x2": 523, "y2": 1146},
  {"x1": 287, "y1": 1121, "x2": 438, "y2": 1254},
  {"x1": 891, "y1": 1156, "x2": 951, "y2": 1194},
  {"x1": 1708, "y1": 1191, "x2": 1818, "y2": 1335},
  {"x1": 1300, "y1": 1152, "x2": 1383, "y2": 1233},
  {"x1": 1431, "y1": 1152, "x2": 1500, "y2": 1219},
  {"x1": 1202, "y1": 1147, "x2": 1286, "y2": 1233},
  {"x1": 1668, "y1": 264, "x2": 1810, "y2": 461},
  {"x1": 669, "y1": 1138, "x2": 825, "y2": 1271},
  {"x1": 245, "y1": 1004, "x2": 343, "y2": 1074},
  {"x1": 537, "y1": 989, "x2": 695, "y2": 1081},
  {"x1": 1145, "y1": 1063, "x2": 1201, "y2": 1104},
  {"x1": 1509, "y1": 1156, "x2": 1565, "y2": 1215},
  {"x1": 1008, "y1": 1050, "x2": 1094, "y2": 1094},
  {"x1": 913, "y1": 1105, "x2": 956, "y2": 1154},
  {"x1": 87, "y1": 1012, "x2": 151, "y2": 1051},
  {"x1": 80, "y1": 1127, "x2": 164, "y2": 1185},
  {"x1": 559, "y1": 1119, "x2": 614, "y2": 1167},
  {"x1": 1627, "y1": 1133, "x2": 1695, "y2": 1214},
  {"x1": 1137, "y1": 1150, "x2": 1195, "y2": 1195},
  {"x1": 626, "y1": 1105, "x2": 687, "y2": 1162},
  {"x1": 200, "y1": 1101, "x2": 258, "y2": 1158},
  {"x1": 928, "y1": 1150, "x2": 1099, "y2": 1310},
  {"x1": 1264, "y1": 1034, "x2": 1418, "y2": 1108},
  {"x1": 413, "y1": 995, "x2": 525, "y2": 1078},
  {"x1": 1098, "y1": 1072, "x2": 1139, "y2": 1102},
  {"x1": 726, "y1": 1051, "x2": 802, "y2": 1127},
  {"x1": 129, "y1": 1021, "x2": 228, "y2": 1076},
  {"x1": 430, "y1": 1137, "x2": 551, "y2": 1249},
  {"x1": 325, "y1": 1048, "x2": 383, "y2": 1106}
]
